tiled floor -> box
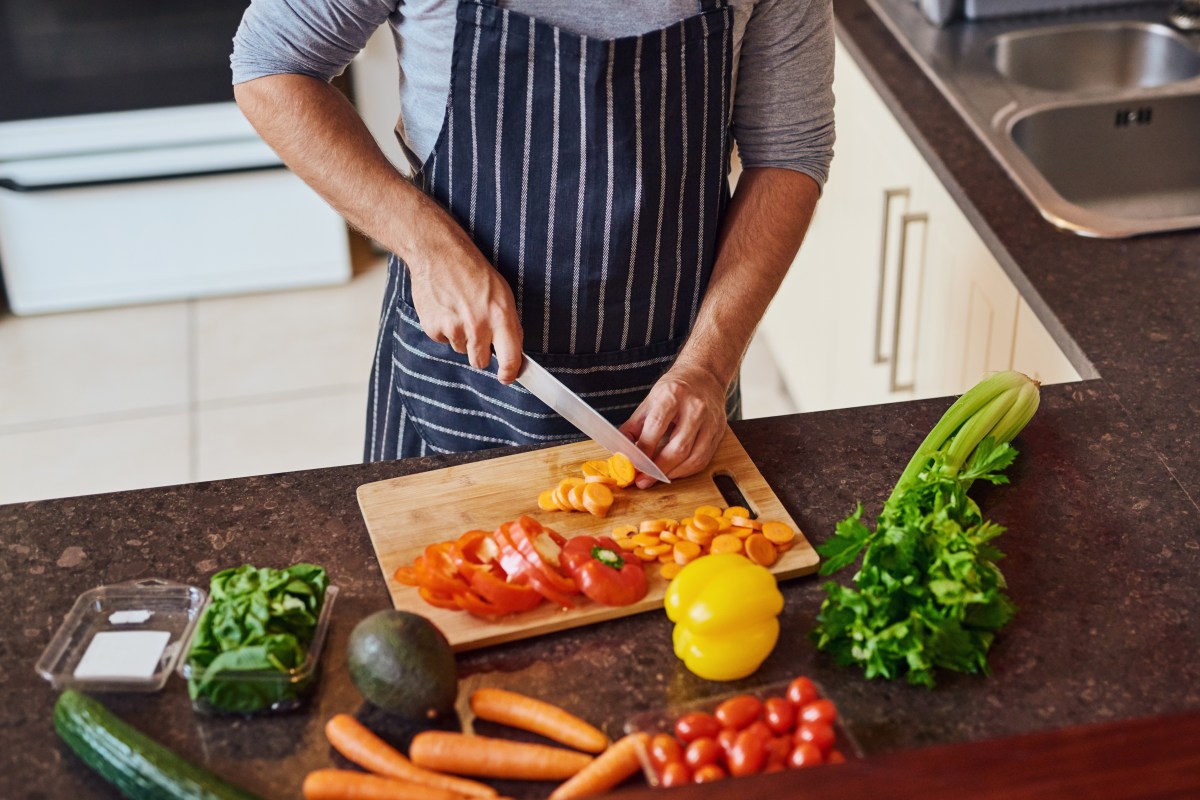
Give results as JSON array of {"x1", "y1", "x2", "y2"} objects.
[{"x1": 0, "y1": 248, "x2": 796, "y2": 505}]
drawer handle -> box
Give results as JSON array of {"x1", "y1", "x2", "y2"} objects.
[
  {"x1": 890, "y1": 211, "x2": 929, "y2": 394},
  {"x1": 874, "y1": 188, "x2": 910, "y2": 365}
]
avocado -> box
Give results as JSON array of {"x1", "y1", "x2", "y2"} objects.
[{"x1": 347, "y1": 610, "x2": 458, "y2": 720}]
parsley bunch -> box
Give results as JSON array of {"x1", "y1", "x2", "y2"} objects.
[{"x1": 811, "y1": 439, "x2": 1018, "y2": 688}]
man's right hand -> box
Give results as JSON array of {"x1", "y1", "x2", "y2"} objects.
[
  {"x1": 232, "y1": 73, "x2": 523, "y2": 384},
  {"x1": 405, "y1": 213, "x2": 524, "y2": 384}
]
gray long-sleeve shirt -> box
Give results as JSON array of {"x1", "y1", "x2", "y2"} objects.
[{"x1": 231, "y1": 0, "x2": 834, "y2": 187}]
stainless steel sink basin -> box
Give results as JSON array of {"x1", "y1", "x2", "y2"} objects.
[
  {"x1": 1009, "y1": 93, "x2": 1200, "y2": 225},
  {"x1": 990, "y1": 22, "x2": 1200, "y2": 92},
  {"x1": 866, "y1": 0, "x2": 1200, "y2": 236}
]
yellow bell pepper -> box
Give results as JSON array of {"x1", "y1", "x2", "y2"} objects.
[{"x1": 664, "y1": 553, "x2": 784, "y2": 681}]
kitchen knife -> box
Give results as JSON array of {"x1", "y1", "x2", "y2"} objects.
[{"x1": 516, "y1": 353, "x2": 671, "y2": 484}]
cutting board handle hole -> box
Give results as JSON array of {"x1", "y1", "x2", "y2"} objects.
[{"x1": 711, "y1": 471, "x2": 757, "y2": 519}]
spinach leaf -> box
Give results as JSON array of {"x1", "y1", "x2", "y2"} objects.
[{"x1": 187, "y1": 563, "x2": 328, "y2": 713}]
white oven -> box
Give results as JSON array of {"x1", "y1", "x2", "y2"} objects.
[{"x1": 0, "y1": 0, "x2": 350, "y2": 314}]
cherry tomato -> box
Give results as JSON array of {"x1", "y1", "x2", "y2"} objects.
[
  {"x1": 788, "y1": 741, "x2": 824, "y2": 769},
  {"x1": 659, "y1": 762, "x2": 691, "y2": 787},
  {"x1": 799, "y1": 699, "x2": 838, "y2": 726},
  {"x1": 828, "y1": 749, "x2": 847, "y2": 764},
  {"x1": 692, "y1": 764, "x2": 727, "y2": 783},
  {"x1": 714, "y1": 695, "x2": 763, "y2": 731},
  {"x1": 794, "y1": 720, "x2": 836, "y2": 754},
  {"x1": 786, "y1": 676, "x2": 819, "y2": 708},
  {"x1": 716, "y1": 727, "x2": 739, "y2": 760},
  {"x1": 764, "y1": 736, "x2": 792, "y2": 770},
  {"x1": 684, "y1": 737, "x2": 722, "y2": 770},
  {"x1": 727, "y1": 723, "x2": 771, "y2": 777},
  {"x1": 675, "y1": 711, "x2": 722, "y2": 743},
  {"x1": 649, "y1": 734, "x2": 684, "y2": 770},
  {"x1": 763, "y1": 697, "x2": 797, "y2": 735}
]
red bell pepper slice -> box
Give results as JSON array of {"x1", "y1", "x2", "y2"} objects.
[
  {"x1": 560, "y1": 535, "x2": 649, "y2": 607},
  {"x1": 494, "y1": 520, "x2": 577, "y2": 609},
  {"x1": 505, "y1": 516, "x2": 578, "y2": 596}
]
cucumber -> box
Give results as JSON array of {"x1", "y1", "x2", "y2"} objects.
[{"x1": 53, "y1": 690, "x2": 263, "y2": 800}]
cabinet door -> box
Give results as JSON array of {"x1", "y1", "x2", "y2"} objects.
[
  {"x1": 915, "y1": 169, "x2": 1020, "y2": 397},
  {"x1": 760, "y1": 40, "x2": 928, "y2": 411}
]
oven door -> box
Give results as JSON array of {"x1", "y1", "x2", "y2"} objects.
[{"x1": 0, "y1": 0, "x2": 251, "y2": 124}]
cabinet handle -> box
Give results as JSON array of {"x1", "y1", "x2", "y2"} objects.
[
  {"x1": 874, "y1": 188, "x2": 910, "y2": 365},
  {"x1": 889, "y1": 211, "x2": 929, "y2": 393}
]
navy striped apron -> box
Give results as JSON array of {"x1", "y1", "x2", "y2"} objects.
[{"x1": 366, "y1": 0, "x2": 739, "y2": 460}]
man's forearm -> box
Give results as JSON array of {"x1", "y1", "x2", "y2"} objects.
[
  {"x1": 233, "y1": 73, "x2": 467, "y2": 268},
  {"x1": 678, "y1": 167, "x2": 821, "y2": 387}
]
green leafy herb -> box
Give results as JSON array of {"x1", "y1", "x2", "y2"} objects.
[
  {"x1": 186, "y1": 563, "x2": 328, "y2": 713},
  {"x1": 811, "y1": 442, "x2": 1018, "y2": 688}
]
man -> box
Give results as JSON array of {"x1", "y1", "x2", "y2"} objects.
[{"x1": 232, "y1": 0, "x2": 833, "y2": 486}]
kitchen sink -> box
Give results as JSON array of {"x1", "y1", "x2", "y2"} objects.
[
  {"x1": 865, "y1": 0, "x2": 1200, "y2": 237},
  {"x1": 1009, "y1": 93, "x2": 1200, "y2": 223},
  {"x1": 990, "y1": 22, "x2": 1200, "y2": 92}
]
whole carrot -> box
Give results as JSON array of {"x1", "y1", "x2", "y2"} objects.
[
  {"x1": 548, "y1": 733, "x2": 649, "y2": 800},
  {"x1": 324, "y1": 715, "x2": 496, "y2": 798},
  {"x1": 409, "y1": 731, "x2": 593, "y2": 781},
  {"x1": 302, "y1": 769, "x2": 466, "y2": 800},
  {"x1": 470, "y1": 688, "x2": 609, "y2": 754}
]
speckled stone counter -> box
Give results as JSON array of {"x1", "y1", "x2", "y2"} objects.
[{"x1": 2, "y1": 2, "x2": 1199, "y2": 798}]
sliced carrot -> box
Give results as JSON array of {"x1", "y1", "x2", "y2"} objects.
[
  {"x1": 553, "y1": 484, "x2": 573, "y2": 512},
  {"x1": 690, "y1": 514, "x2": 720, "y2": 534},
  {"x1": 583, "y1": 474, "x2": 617, "y2": 486},
  {"x1": 616, "y1": 537, "x2": 639, "y2": 551},
  {"x1": 660, "y1": 562, "x2": 682, "y2": 580},
  {"x1": 643, "y1": 543, "x2": 672, "y2": 557},
  {"x1": 608, "y1": 453, "x2": 636, "y2": 488},
  {"x1": 694, "y1": 505, "x2": 723, "y2": 521},
  {"x1": 632, "y1": 532, "x2": 661, "y2": 548},
  {"x1": 710, "y1": 533, "x2": 744, "y2": 554},
  {"x1": 548, "y1": 733, "x2": 649, "y2": 800},
  {"x1": 728, "y1": 516, "x2": 763, "y2": 531},
  {"x1": 410, "y1": 731, "x2": 593, "y2": 781},
  {"x1": 632, "y1": 547, "x2": 659, "y2": 562},
  {"x1": 323, "y1": 715, "x2": 497, "y2": 798},
  {"x1": 567, "y1": 484, "x2": 588, "y2": 512},
  {"x1": 581, "y1": 459, "x2": 612, "y2": 478},
  {"x1": 683, "y1": 525, "x2": 713, "y2": 546},
  {"x1": 470, "y1": 688, "x2": 609, "y2": 754},
  {"x1": 716, "y1": 516, "x2": 733, "y2": 533},
  {"x1": 673, "y1": 540, "x2": 701, "y2": 565},
  {"x1": 658, "y1": 530, "x2": 679, "y2": 544},
  {"x1": 744, "y1": 533, "x2": 778, "y2": 567},
  {"x1": 539, "y1": 489, "x2": 561, "y2": 512},
  {"x1": 638, "y1": 519, "x2": 669, "y2": 534},
  {"x1": 302, "y1": 769, "x2": 466, "y2": 800},
  {"x1": 731, "y1": 525, "x2": 756, "y2": 540},
  {"x1": 582, "y1": 483, "x2": 614, "y2": 517},
  {"x1": 611, "y1": 524, "x2": 637, "y2": 538},
  {"x1": 762, "y1": 521, "x2": 795, "y2": 544},
  {"x1": 657, "y1": 552, "x2": 675, "y2": 564}
]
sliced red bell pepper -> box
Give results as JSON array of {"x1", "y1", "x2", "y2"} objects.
[
  {"x1": 506, "y1": 516, "x2": 578, "y2": 597},
  {"x1": 494, "y1": 520, "x2": 577, "y2": 609},
  {"x1": 560, "y1": 535, "x2": 649, "y2": 607}
]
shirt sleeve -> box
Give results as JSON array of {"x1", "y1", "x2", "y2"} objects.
[
  {"x1": 230, "y1": 0, "x2": 398, "y2": 85},
  {"x1": 732, "y1": 0, "x2": 835, "y2": 189}
]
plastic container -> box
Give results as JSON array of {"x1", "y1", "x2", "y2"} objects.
[
  {"x1": 624, "y1": 678, "x2": 861, "y2": 786},
  {"x1": 176, "y1": 584, "x2": 338, "y2": 716},
  {"x1": 36, "y1": 579, "x2": 208, "y2": 693}
]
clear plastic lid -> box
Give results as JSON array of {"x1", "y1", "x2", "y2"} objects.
[{"x1": 36, "y1": 578, "x2": 208, "y2": 693}]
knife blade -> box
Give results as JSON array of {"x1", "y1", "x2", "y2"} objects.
[{"x1": 516, "y1": 353, "x2": 671, "y2": 484}]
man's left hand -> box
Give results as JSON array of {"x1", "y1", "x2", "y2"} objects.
[{"x1": 619, "y1": 363, "x2": 729, "y2": 489}]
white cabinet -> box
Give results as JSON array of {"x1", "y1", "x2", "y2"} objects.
[{"x1": 759, "y1": 39, "x2": 1078, "y2": 412}]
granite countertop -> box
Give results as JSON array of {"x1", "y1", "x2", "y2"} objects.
[{"x1": 2, "y1": 2, "x2": 1198, "y2": 799}]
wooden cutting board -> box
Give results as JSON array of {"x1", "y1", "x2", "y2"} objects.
[{"x1": 357, "y1": 426, "x2": 819, "y2": 651}]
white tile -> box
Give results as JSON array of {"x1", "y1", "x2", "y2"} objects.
[
  {"x1": 193, "y1": 258, "x2": 388, "y2": 403},
  {"x1": 0, "y1": 413, "x2": 191, "y2": 504},
  {"x1": 740, "y1": 332, "x2": 798, "y2": 420},
  {"x1": 0, "y1": 302, "x2": 189, "y2": 428},
  {"x1": 194, "y1": 390, "x2": 367, "y2": 482}
]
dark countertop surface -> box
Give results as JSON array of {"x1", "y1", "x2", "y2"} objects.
[{"x1": 2, "y1": 2, "x2": 1199, "y2": 798}]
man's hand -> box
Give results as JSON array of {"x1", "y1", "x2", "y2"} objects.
[
  {"x1": 405, "y1": 216, "x2": 524, "y2": 383},
  {"x1": 620, "y1": 361, "x2": 728, "y2": 489},
  {"x1": 233, "y1": 73, "x2": 524, "y2": 382}
]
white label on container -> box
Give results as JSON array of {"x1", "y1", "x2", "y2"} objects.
[
  {"x1": 108, "y1": 609, "x2": 154, "y2": 625},
  {"x1": 73, "y1": 630, "x2": 171, "y2": 681}
]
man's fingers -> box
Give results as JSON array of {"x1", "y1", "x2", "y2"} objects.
[{"x1": 492, "y1": 315, "x2": 524, "y2": 384}]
